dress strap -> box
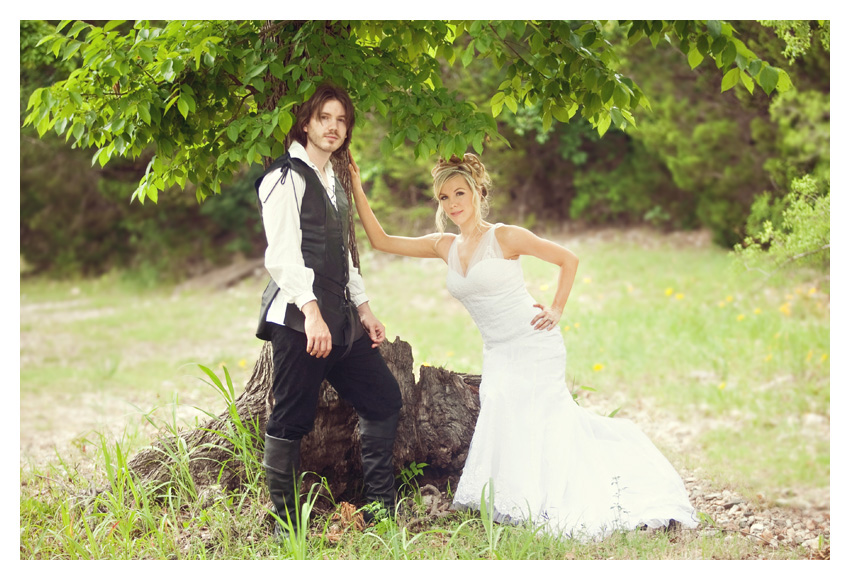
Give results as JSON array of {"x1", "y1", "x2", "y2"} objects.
[
  {"x1": 447, "y1": 235, "x2": 462, "y2": 274},
  {"x1": 485, "y1": 224, "x2": 504, "y2": 260}
]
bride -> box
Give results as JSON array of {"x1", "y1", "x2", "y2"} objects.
[{"x1": 349, "y1": 152, "x2": 698, "y2": 540}]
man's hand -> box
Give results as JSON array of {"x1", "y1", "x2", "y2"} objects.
[
  {"x1": 301, "y1": 301, "x2": 332, "y2": 358},
  {"x1": 357, "y1": 301, "x2": 386, "y2": 348}
]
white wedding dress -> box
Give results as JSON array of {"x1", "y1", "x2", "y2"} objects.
[{"x1": 447, "y1": 225, "x2": 698, "y2": 540}]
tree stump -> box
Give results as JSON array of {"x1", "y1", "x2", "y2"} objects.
[{"x1": 127, "y1": 337, "x2": 481, "y2": 501}]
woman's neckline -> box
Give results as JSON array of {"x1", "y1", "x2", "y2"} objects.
[{"x1": 455, "y1": 224, "x2": 499, "y2": 276}]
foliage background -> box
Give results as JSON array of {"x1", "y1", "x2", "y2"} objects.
[{"x1": 20, "y1": 20, "x2": 829, "y2": 281}]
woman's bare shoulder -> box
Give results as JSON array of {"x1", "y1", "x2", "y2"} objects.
[
  {"x1": 434, "y1": 232, "x2": 456, "y2": 255},
  {"x1": 493, "y1": 223, "x2": 531, "y2": 244}
]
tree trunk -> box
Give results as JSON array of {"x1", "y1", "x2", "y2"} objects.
[{"x1": 127, "y1": 338, "x2": 481, "y2": 501}]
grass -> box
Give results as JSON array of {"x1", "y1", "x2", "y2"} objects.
[
  {"x1": 19, "y1": 231, "x2": 829, "y2": 559},
  {"x1": 18, "y1": 429, "x2": 813, "y2": 560}
]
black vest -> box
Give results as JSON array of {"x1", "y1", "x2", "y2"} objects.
[{"x1": 255, "y1": 153, "x2": 363, "y2": 347}]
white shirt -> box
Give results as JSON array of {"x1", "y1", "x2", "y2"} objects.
[{"x1": 259, "y1": 141, "x2": 368, "y2": 325}]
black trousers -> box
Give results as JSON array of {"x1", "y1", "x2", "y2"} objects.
[{"x1": 266, "y1": 322, "x2": 402, "y2": 440}]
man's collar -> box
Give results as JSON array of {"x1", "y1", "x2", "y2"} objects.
[{"x1": 289, "y1": 141, "x2": 334, "y2": 177}]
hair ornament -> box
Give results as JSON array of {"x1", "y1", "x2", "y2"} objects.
[{"x1": 431, "y1": 153, "x2": 491, "y2": 198}]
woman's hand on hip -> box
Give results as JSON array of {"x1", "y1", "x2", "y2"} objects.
[{"x1": 530, "y1": 303, "x2": 563, "y2": 331}]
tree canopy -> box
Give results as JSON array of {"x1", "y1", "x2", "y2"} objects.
[{"x1": 24, "y1": 19, "x2": 793, "y2": 206}]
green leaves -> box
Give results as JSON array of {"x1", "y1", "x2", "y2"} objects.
[
  {"x1": 24, "y1": 19, "x2": 792, "y2": 206},
  {"x1": 490, "y1": 91, "x2": 505, "y2": 117},
  {"x1": 688, "y1": 46, "x2": 705, "y2": 69},
  {"x1": 758, "y1": 65, "x2": 780, "y2": 94},
  {"x1": 721, "y1": 68, "x2": 741, "y2": 92},
  {"x1": 706, "y1": 20, "x2": 722, "y2": 38},
  {"x1": 601, "y1": 80, "x2": 615, "y2": 104},
  {"x1": 461, "y1": 42, "x2": 475, "y2": 67},
  {"x1": 176, "y1": 90, "x2": 196, "y2": 119},
  {"x1": 503, "y1": 93, "x2": 518, "y2": 115},
  {"x1": 672, "y1": 21, "x2": 791, "y2": 97},
  {"x1": 613, "y1": 84, "x2": 631, "y2": 109},
  {"x1": 467, "y1": 20, "x2": 652, "y2": 139},
  {"x1": 720, "y1": 41, "x2": 737, "y2": 68}
]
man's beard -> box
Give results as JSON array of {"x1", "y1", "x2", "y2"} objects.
[{"x1": 308, "y1": 132, "x2": 343, "y2": 154}]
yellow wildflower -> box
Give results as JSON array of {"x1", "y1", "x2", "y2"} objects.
[
  {"x1": 737, "y1": 314, "x2": 745, "y2": 321},
  {"x1": 540, "y1": 284, "x2": 550, "y2": 291},
  {"x1": 779, "y1": 303, "x2": 792, "y2": 316},
  {"x1": 563, "y1": 325, "x2": 571, "y2": 332},
  {"x1": 675, "y1": 293, "x2": 684, "y2": 300},
  {"x1": 808, "y1": 287, "x2": 817, "y2": 295},
  {"x1": 574, "y1": 322, "x2": 581, "y2": 328},
  {"x1": 764, "y1": 354, "x2": 773, "y2": 361},
  {"x1": 718, "y1": 382, "x2": 726, "y2": 391},
  {"x1": 820, "y1": 353, "x2": 828, "y2": 362},
  {"x1": 238, "y1": 358, "x2": 247, "y2": 368},
  {"x1": 583, "y1": 277, "x2": 592, "y2": 284},
  {"x1": 665, "y1": 287, "x2": 674, "y2": 296},
  {"x1": 753, "y1": 308, "x2": 761, "y2": 315},
  {"x1": 593, "y1": 363, "x2": 604, "y2": 372},
  {"x1": 446, "y1": 351, "x2": 454, "y2": 358},
  {"x1": 726, "y1": 295, "x2": 734, "y2": 302}
]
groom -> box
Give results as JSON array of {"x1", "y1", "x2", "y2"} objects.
[{"x1": 254, "y1": 83, "x2": 402, "y2": 537}]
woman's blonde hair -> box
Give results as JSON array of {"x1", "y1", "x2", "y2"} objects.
[{"x1": 431, "y1": 153, "x2": 492, "y2": 232}]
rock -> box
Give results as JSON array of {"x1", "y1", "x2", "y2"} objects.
[
  {"x1": 802, "y1": 538, "x2": 821, "y2": 550},
  {"x1": 802, "y1": 413, "x2": 827, "y2": 426}
]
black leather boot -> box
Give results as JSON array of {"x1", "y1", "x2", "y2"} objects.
[
  {"x1": 359, "y1": 412, "x2": 399, "y2": 523},
  {"x1": 263, "y1": 434, "x2": 302, "y2": 539}
]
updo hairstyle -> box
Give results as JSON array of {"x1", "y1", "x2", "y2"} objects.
[{"x1": 431, "y1": 153, "x2": 492, "y2": 233}]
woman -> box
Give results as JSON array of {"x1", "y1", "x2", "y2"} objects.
[{"x1": 349, "y1": 152, "x2": 698, "y2": 540}]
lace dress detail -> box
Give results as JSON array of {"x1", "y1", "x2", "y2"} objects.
[{"x1": 446, "y1": 225, "x2": 698, "y2": 540}]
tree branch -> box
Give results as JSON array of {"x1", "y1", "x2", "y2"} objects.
[
  {"x1": 742, "y1": 243, "x2": 830, "y2": 283},
  {"x1": 225, "y1": 72, "x2": 259, "y2": 96},
  {"x1": 782, "y1": 244, "x2": 830, "y2": 266}
]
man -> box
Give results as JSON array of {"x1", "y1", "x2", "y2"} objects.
[{"x1": 255, "y1": 83, "x2": 402, "y2": 538}]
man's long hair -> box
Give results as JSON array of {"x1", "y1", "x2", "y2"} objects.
[{"x1": 291, "y1": 83, "x2": 356, "y2": 156}]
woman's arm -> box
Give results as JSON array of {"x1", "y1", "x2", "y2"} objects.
[
  {"x1": 349, "y1": 153, "x2": 452, "y2": 260},
  {"x1": 496, "y1": 225, "x2": 580, "y2": 330}
]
